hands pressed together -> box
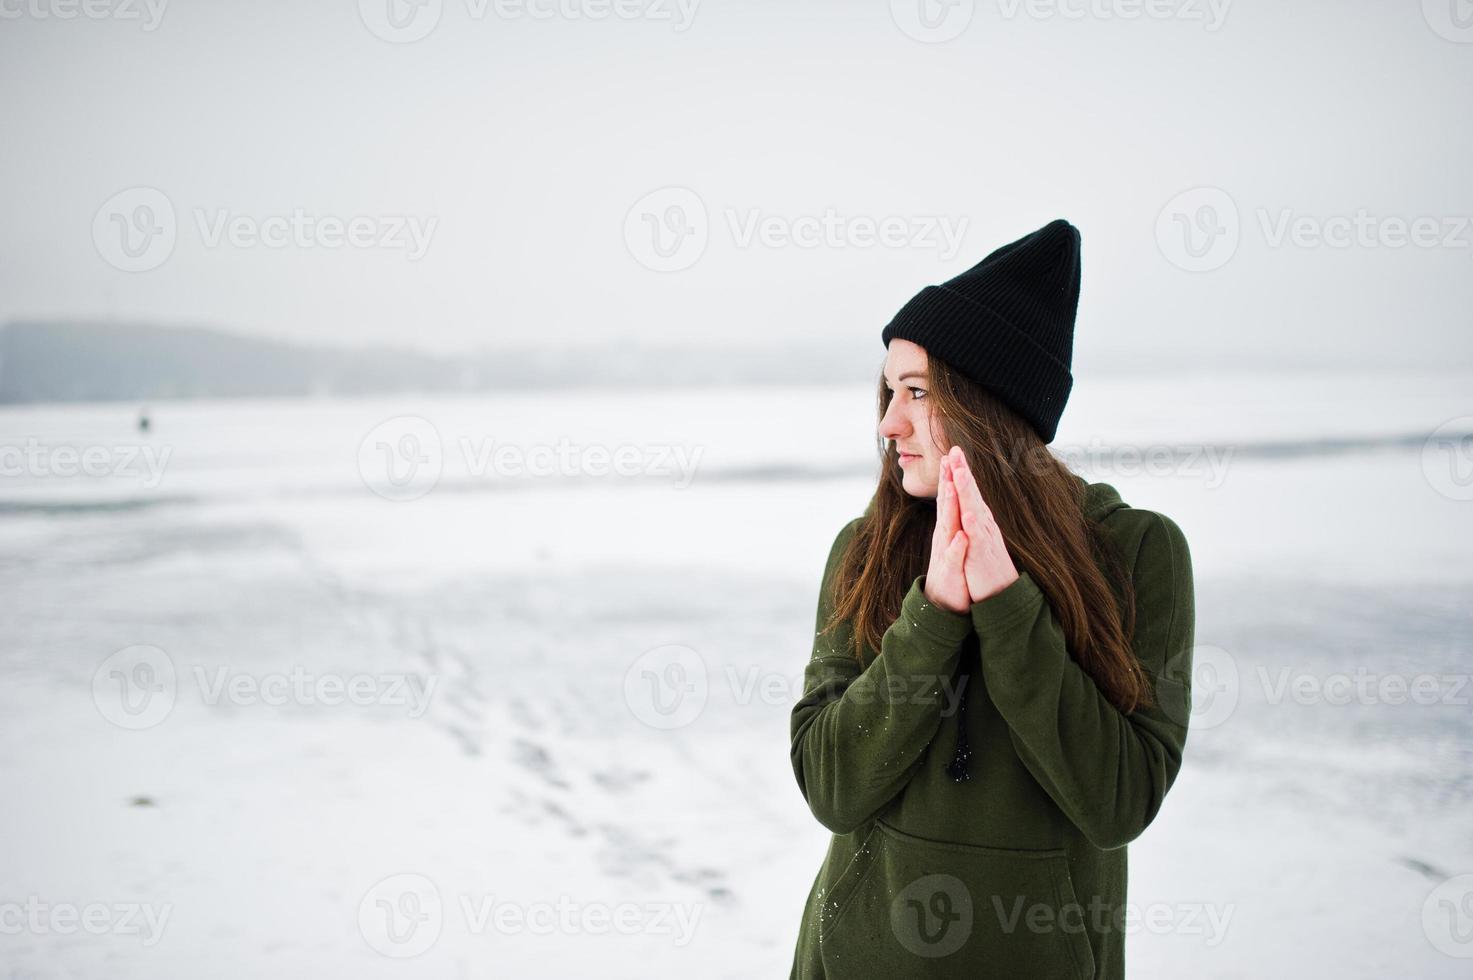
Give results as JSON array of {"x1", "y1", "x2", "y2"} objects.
[{"x1": 924, "y1": 446, "x2": 1021, "y2": 614}]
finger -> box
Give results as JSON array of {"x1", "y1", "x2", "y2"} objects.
[
  {"x1": 937, "y1": 459, "x2": 959, "y2": 538},
  {"x1": 952, "y1": 453, "x2": 994, "y2": 522},
  {"x1": 931, "y1": 462, "x2": 952, "y2": 547},
  {"x1": 961, "y1": 508, "x2": 994, "y2": 545},
  {"x1": 946, "y1": 529, "x2": 967, "y2": 565}
]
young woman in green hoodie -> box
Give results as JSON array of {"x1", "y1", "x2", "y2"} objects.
[{"x1": 788, "y1": 220, "x2": 1196, "y2": 979}]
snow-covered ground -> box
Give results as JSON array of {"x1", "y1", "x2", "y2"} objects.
[{"x1": 1, "y1": 369, "x2": 1471, "y2": 977}]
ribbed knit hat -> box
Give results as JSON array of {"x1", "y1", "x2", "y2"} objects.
[{"x1": 880, "y1": 218, "x2": 1081, "y2": 444}]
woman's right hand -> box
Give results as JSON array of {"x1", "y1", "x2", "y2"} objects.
[{"x1": 923, "y1": 453, "x2": 971, "y2": 614}]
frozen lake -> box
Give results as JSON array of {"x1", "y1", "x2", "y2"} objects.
[{"x1": 1, "y1": 369, "x2": 1471, "y2": 977}]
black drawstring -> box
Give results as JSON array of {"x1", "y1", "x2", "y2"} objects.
[{"x1": 944, "y1": 656, "x2": 973, "y2": 782}]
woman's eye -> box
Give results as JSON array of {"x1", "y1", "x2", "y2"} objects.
[{"x1": 909, "y1": 387, "x2": 927, "y2": 400}]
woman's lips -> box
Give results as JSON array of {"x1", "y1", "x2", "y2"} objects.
[{"x1": 899, "y1": 453, "x2": 919, "y2": 464}]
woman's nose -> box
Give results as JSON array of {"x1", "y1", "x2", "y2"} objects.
[{"x1": 879, "y1": 402, "x2": 907, "y2": 440}]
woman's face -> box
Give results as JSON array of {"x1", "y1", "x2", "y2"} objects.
[{"x1": 880, "y1": 339, "x2": 947, "y2": 498}]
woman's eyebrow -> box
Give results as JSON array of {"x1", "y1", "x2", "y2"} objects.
[{"x1": 884, "y1": 371, "x2": 926, "y2": 384}]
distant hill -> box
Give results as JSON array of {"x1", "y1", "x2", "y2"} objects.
[{"x1": 0, "y1": 320, "x2": 882, "y2": 404}]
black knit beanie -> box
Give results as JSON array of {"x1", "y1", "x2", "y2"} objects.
[{"x1": 880, "y1": 217, "x2": 1081, "y2": 444}]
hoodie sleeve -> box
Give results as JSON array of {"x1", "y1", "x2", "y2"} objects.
[
  {"x1": 970, "y1": 512, "x2": 1196, "y2": 850},
  {"x1": 789, "y1": 518, "x2": 974, "y2": 836}
]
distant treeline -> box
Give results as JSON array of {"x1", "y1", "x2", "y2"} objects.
[{"x1": 0, "y1": 321, "x2": 881, "y2": 404}]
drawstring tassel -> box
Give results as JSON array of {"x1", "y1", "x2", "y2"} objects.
[{"x1": 944, "y1": 662, "x2": 973, "y2": 782}]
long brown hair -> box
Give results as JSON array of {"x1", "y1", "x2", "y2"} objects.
[{"x1": 821, "y1": 352, "x2": 1155, "y2": 714}]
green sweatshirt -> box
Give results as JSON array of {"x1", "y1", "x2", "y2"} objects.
[{"x1": 788, "y1": 473, "x2": 1195, "y2": 979}]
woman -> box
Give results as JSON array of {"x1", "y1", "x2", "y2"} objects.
[{"x1": 788, "y1": 219, "x2": 1196, "y2": 979}]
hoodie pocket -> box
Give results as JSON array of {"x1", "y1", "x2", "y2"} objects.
[{"x1": 820, "y1": 819, "x2": 1096, "y2": 980}]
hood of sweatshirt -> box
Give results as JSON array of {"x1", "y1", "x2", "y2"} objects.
[{"x1": 1077, "y1": 472, "x2": 1128, "y2": 522}]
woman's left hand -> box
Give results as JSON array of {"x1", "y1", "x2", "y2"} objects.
[{"x1": 945, "y1": 445, "x2": 1020, "y2": 604}]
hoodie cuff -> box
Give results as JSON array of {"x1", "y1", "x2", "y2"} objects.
[
  {"x1": 969, "y1": 570, "x2": 1045, "y2": 638},
  {"x1": 902, "y1": 574, "x2": 974, "y2": 646}
]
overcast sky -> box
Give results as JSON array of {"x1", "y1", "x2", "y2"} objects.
[{"x1": 1, "y1": 0, "x2": 1470, "y2": 372}]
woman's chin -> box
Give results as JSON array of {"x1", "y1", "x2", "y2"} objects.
[{"x1": 901, "y1": 472, "x2": 938, "y2": 499}]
